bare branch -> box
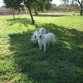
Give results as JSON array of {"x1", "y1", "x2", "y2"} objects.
[{"x1": 76, "y1": 0, "x2": 81, "y2": 5}]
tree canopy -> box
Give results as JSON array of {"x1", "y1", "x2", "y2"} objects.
[
  {"x1": 3, "y1": 0, "x2": 53, "y2": 24},
  {"x1": 4, "y1": 0, "x2": 21, "y2": 10}
]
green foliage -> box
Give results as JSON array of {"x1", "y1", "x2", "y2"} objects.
[
  {"x1": 51, "y1": 4, "x2": 57, "y2": 9},
  {"x1": 58, "y1": 4, "x2": 79, "y2": 10},
  {"x1": 32, "y1": 0, "x2": 52, "y2": 12},
  {"x1": 69, "y1": 4, "x2": 79, "y2": 10},
  {"x1": 3, "y1": 0, "x2": 21, "y2": 10},
  {"x1": 24, "y1": 0, "x2": 35, "y2": 7},
  {"x1": 0, "y1": 14, "x2": 83, "y2": 83},
  {"x1": 45, "y1": 1, "x2": 52, "y2": 10},
  {"x1": 51, "y1": 3, "x2": 79, "y2": 11},
  {"x1": 60, "y1": 0, "x2": 83, "y2": 15}
]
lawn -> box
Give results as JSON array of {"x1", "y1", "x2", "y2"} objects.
[{"x1": 0, "y1": 14, "x2": 83, "y2": 83}]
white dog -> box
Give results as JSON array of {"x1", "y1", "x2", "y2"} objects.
[
  {"x1": 31, "y1": 27, "x2": 46, "y2": 43},
  {"x1": 31, "y1": 31, "x2": 38, "y2": 43},
  {"x1": 37, "y1": 30, "x2": 55, "y2": 52}
]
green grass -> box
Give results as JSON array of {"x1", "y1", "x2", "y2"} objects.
[{"x1": 0, "y1": 14, "x2": 83, "y2": 83}]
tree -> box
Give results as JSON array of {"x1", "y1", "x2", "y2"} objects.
[
  {"x1": 32, "y1": 1, "x2": 39, "y2": 15},
  {"x1": 24, "y1": 0, "x2": 35, "y2": 24},
  {"x1": 61, "y1": 0, "x2": 83, "y2": 15},
  {"x1": 4, "y1": 0, "x2": 21, "y2": 18},
  {"x1": 24, "y1": 0, "x2": 53, "y2": 23},
  {"x1": 4, "y1": 0, "x2": 35, "y2": 24},
  {"x1": 45, "y1": 0, "x2": 52, "y2": 10},
  {"x1": 32, "y1": 0, "x2": 53, "y2": 15},
  {"x1": 76, "y1": 0, "x2": 83, "y2": 15},
  {"x1": 4, "y1": 0, "x2": 53, "y2": 24},
  {"x1": 70, "y1": 0, "x2": 83, "y2": 15}
]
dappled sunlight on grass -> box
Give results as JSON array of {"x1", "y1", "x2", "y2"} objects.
[
  {"x1": 8, "y1": 23, "x2": 83, "y2": 83},
  {"x1": 0, "y1": 15, "x2": 83, "y2": 83}
]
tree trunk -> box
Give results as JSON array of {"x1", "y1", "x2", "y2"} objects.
[
  {"x1": 12, "y1": 8, "x2": 15, "y2": 19},
  {"x1": 76, "y1": 0, "x2": 83, "y2": 15},
  {"x1": 80, "y1": 5, "x2": 83, "y2": 15},
  {"x1": 34, "y1": 8, "x2": 38, "y2": 15},
  {"x1": 28, "y1": 6, "x2": 35, "y2": 24},
  {"x1": 11, "y1": 2, "x2": 15, "y2": 19}
]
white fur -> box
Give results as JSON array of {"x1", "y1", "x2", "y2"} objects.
[
  {"x1": 31, "y1": 27, "x2": 46, "y2": 43},
  {"x1": 37, "y1": 32, "x2": 55, "y2": 52},
  {"x1": 38, "y1": 27, "x2": 46, "y2": 35},
  {"x1": 31, "y1": 31, "x2": 38, "y2": 43}
]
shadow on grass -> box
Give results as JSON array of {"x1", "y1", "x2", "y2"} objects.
[
  {"x1": 33, "y1": 14, "x2": 70, "y2": 17},
  {"x1": 7, "y1": 18, "x2": 31, "y2": 26},
  {"x1": 9, "y1": 23, "x2": 83, "y2": 83}
]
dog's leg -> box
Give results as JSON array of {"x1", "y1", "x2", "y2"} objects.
[
  {"x1": 44, "y1": 43, "x2": 46, "y2": 52},
  {"x1": 39, "y1": 43, "x2": 42, "y2": 50}
]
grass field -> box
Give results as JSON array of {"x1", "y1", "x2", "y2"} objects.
[{"x1": 0, "y1": 14, "x2": 83, "y2": 83}]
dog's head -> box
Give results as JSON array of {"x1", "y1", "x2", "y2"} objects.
[
  {"x1": 37, "y1": 27, "x2": 46, "y2": 39},
  {"x1": 39, "y1": 28, "x2": 46, "y2": 34},
  {"x1": 31, "y1": 31, "x2": 38, "y2": 43}
]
